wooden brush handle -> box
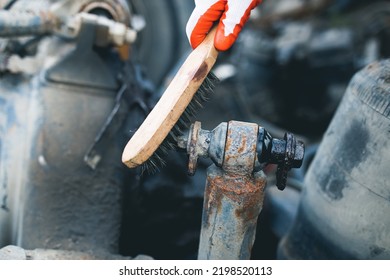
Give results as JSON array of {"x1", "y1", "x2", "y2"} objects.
[{"x1": 122, "y1": 27, "x2": 219, "y2": 168}]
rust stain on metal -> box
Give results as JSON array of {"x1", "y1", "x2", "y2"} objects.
[
  {"x1": 187, "y1": 136, "x2": 198, "y2": 174},
  {"x1": 202, "y1": 179, "x2": 223, "y2": 227},
  {"x1": 237, "y1": 136, "x2": 247, "y2": 154},
  {"x1": 222, "y1": 121, "x2": 259, "y2": 173},
  {"x1": 225, "y1": 134, "x2": 233, "y2": 150},
  {"x1": 234, "y1": 178, "x2": 265, "y2": 221},
  {"x1": 193, "y1": 62, "x2": 208, "y2": 82},
  {"x1": 208, "y1": 173, "x2": 265, "y2": 204},
  {"x1": 235, "y1": 194, "x2": 262, "y2": 221},
  {"x1": 224, "y1": 136, "x2": 234, "y2": 163},
  {"x1": 187, "y1": 122, "x2": 201, "y2": 175},
  {"x1": 204, "y1": 171, "x2": 266, "y2": 228}
]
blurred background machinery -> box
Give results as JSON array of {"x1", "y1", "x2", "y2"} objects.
[{"x1": 0, "y1": 0, "x2": 389, "y2": 259}]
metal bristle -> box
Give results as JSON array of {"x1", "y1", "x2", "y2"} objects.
[
  {"x1": 141, "y1": 146, "x2": 167, "y2": 175},
  {"x1": 140, "y1": 72, "x2": 219, "y2": 174},
  {"x1": 171, "y1": 124, "x2": 183, "y2": 136}
]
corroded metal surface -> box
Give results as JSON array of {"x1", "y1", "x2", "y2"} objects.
[
  {"x1": 222, "y1": 121, "x2": 259, "y2": 174},
  {"x1": 187, "y1": 120, "x2": 304, "y2": 259},
  {"x1": 198, "y1": 165, "x2": 267, "y2": 260},
  {"x1": 187, "y1": 121, "x2": 201, "y2": 175}
]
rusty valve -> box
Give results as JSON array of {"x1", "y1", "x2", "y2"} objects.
[{"x1": 177, "y1": 121, "x2": 305, "y2": 190}]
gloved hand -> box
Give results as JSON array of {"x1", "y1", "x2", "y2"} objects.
[{"x1": 186, "y1": 0, "x2": 261, "y2": 51}]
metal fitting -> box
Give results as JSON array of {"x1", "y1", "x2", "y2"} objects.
[
  {"x1": 178, "y1": 120, "x2": 305, "y2": 189},
  {"x1": 178, "y1": 121, "x2": 228, "y2": 175},
  {"x1": 79, "y1": 0, "x2": 131, "y2": 25},
  {"x1": 67, "y1": 13, "x2": 137, "y2": 46},
  {"x1": 257, "y1": 128, "x2": 304, "y2": 190}
]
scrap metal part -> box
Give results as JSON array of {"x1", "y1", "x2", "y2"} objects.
[
  {"x1": 179, "y1": 120, "x2": 304, "y2": 190},
  {"x1": 193, "y1": 120, "x2": 304, "y2": 259},
  {"x1": 198, "y1": 166, "x2": 267, "y2": 260}
]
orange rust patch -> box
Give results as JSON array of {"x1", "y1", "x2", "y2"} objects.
[
  {"x1": 208, "y1": 174, "x2": 264, "y2": 202},
  {"x1": 224, "y1": 136, "x2": 234, "y2": 163},
  {"x1": 208, "y1": 173, "x2": 265, "y2": 222},
  {"x1": 204, "y1": 168, "x2": 267, "y2": 226}
]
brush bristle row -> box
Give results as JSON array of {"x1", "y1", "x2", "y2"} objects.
[{"x1": 140, "y1": 72, "x2": 219, "y2": 174}]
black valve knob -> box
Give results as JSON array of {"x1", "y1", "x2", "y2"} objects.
[{"x1": 257, "y1": 128, "x2": 305, "y2": 190}]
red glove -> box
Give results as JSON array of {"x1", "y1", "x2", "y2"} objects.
[{"x1": 186, "y1": 0, "x2": 261, "y2": 51}]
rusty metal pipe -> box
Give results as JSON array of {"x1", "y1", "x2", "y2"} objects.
[
  {"x1": 198, "y1": 121, "x2": 266, "y2": 260},
  {"x1": 179, "y1": 121, "x2": 304, "y2": 259},
  {"x1": 198, "y1": 165, "x2": 266, "y2": 260}
]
